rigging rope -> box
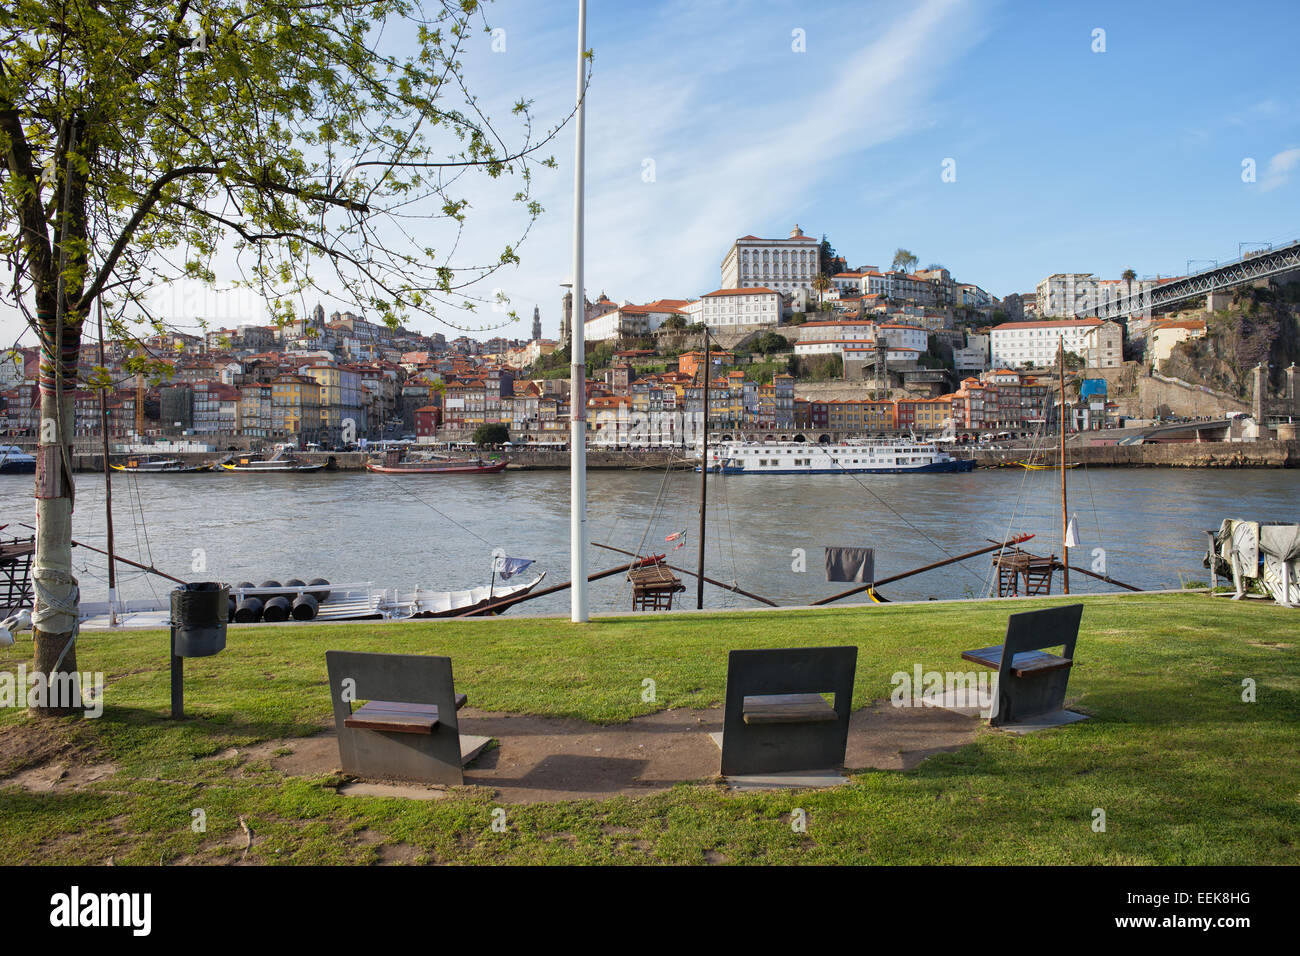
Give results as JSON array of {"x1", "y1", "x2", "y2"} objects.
[
  {"x1": 372, "y1": 469, "x2": 495, "y2": 548},
  {"x1": 811, "y1": 444, "x2": 989, "y2": 588}
]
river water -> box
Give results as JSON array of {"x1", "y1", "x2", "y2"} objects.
[{"x1": 1, "y1": 466, "x2": 1296, "y2": 613}]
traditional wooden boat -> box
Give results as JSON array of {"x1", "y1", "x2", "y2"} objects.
[
  {"x1": 219, "y1": 445, "x2": 324, "y2": 473},
  {"x1": 77, "y1": 573, "x2": 546, "y2": 629},
  {"x1": 112, "y1": 456, "x2": 212, "y2": 473},
  {"x1": 1017, "y1": 460, "x2": 1079, "y2": 471},
  {"x1": 366, "y1": 449, "x2": 506, "y2": 474}
]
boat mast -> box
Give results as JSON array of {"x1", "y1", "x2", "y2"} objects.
[
  {"x1": 1059, "y1": 337, "x2": 1070, "y2": 594},
  {"x1": 97, "y1": 302, "x2": 118, "y2": 626},
  {"x1": 568, "y1": 0, "x2": 589, "y2": 623},
  {"x1": 697, "y1": 328, "x2": 709, "y2": 609}
]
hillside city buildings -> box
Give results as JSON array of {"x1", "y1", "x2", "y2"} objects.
[{"x1": 0, "y1": 223, "x2": 1202, "y2": 448}]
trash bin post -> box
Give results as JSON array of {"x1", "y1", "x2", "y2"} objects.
[{"x1": 170, "y1": 626, "x2": 184, "y2": 718}]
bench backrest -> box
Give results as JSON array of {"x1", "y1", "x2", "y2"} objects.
[
  {"x1": 325, "y1": 650, "x2": 460, "y2": 736},
  {"x1": 1002, "y1": 604, "x2": 1083, "y2": 664},
  {"x1": 721, "y1": 646, "x2": 857, "y2": 775}
]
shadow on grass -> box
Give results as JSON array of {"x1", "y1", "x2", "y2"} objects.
[{"x1": 81, "y1": 704, "x2": 331, "y2": 766}]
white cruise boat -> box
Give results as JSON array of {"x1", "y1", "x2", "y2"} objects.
[{"x1": 704, "y1": 440, "x2": 975, "y2": 475}]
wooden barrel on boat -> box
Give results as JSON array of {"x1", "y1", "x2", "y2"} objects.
[
  {"x1": 306, "y1": 578, "x2": 331, "y2": 602},
  {"x1": 291, "y1": 593, "x2": 318, "y2": 621},
  {"x1": 262, "y1": 596, "x2": 292, "y2": 622},
  {"x1": 234, "y1": 596, "x2": 263, "y2": 623}
]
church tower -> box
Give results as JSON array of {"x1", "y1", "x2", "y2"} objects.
[{"x1": 532, "y1": 306, "x2": 542, "y2": 342}]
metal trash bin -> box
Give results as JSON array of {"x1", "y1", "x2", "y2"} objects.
[
  {"x1": 169, "y1": 582, "x2": 228, "y2": 718},
  {"x1": 171, "y1": 582, "x2": 228, "y2": 657}
]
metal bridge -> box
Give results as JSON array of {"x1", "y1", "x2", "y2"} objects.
[{"x1": 1092, "y1": 239, "x2": 1300, "y2": 320}]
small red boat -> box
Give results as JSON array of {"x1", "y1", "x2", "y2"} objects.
[{"x1": 366, "y1": 450, "x2": 507, "y2": 474}]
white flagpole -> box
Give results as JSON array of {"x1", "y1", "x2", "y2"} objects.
[{"x1": 570, "y1": 0, "x2": 589, "y2": 623}]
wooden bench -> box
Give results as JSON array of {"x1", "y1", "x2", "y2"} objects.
[
  {"x1": 344, "y1": 694, "x2": 468, "y2": 733},
  {"x1": 720, "y1": 647, "x2": 857, "y2": 775},
  {"x1": 961, "y1": 647, "x2": 1072, "y2": 678},
  {"x1": 742, "y1": 693, "x2": 838, "y2": 724},
  {"x1": 325, "y1": 651, "x2": 475, "y2": 785},
  {"x1": 962, "y1": 604, "x2": 1083, "y2": 727}
]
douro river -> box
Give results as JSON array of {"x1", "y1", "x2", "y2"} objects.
[{"x1": 2, "y1": 467, "x2": 1296, "y2": 613}]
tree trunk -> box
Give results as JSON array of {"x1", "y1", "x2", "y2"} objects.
[{"x1": 30, "y1": 378, "x2": 84, "y2": 718}]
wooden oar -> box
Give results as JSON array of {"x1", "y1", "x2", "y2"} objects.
[
  {"x1": 591, "y1": 542, "x2": 780, "y2": 607},
  {"x1": 1054, "y1": 560, "x2": 1143, "y2": 592},
  {"x1": 811, "y1": 534, "x2": 1035, "y2": 606}
]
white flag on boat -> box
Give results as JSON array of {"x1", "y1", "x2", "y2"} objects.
[
  {"x1": 494, "y1": 555, "x2": 535, "y2": 579},
  {"x1": 1064, "y1": 514, "x2": 1080, "y2": 549}
]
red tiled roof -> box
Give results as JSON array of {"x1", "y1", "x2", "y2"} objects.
[
  {"x1": 702, "y1": 287, "x2": 780, "y2": 297},
  {"x1": 735, "y1": 235, "x2": 817, "y2": 244},
  {"x1": 991, "y1": 319, "x2": 1101, "y2": 331}
]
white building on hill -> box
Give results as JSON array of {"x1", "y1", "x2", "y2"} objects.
[
  {"x1": 720, "y1": 225, "x2": 821, "y2": 293},
  {"x1": 584, "y1": 299, "x2": 690, "y2": 342},
  {"x1": 991, "y1": 318, "x2": 1103, "y2": 367},
  {"x1": 683, "y1": 287, "x2": 783, "y2": 330}
]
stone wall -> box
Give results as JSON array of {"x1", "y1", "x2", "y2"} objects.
[
  {"x1": 793, "y1": 381, "x2": 901, "y2": 402},
  {"x1": 1093, "y1": 364, "x2": 1250, "y2": 419},
  {"x1": 971, "y1": 440, "x2": 1299, "y2": 469}
]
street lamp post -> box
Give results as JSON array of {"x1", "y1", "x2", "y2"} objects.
[{"x1": 568, "y1": 0, "x2": 589, "y2": 623}]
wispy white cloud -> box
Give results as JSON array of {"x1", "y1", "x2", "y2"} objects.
[
  {"x1": 1260, "y1": 146, "x2": 1300, "y2": 192},
  {"x1": 459, "y1": 0, "x2": 991, "y2": 335}
]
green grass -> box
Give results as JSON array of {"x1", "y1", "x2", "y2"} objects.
[{"x1": 1, "y1": 593, "x2": 1298, "y2": 865}]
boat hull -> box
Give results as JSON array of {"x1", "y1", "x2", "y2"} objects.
[
  {"x1": 112, "y1": 463, "x2": 213, "y2": 473},
  {"x1": 219, "y1": 463, "x2": 324, "y2": 472},
  {"x1": 366, "y1": 460, "x2": 507, "y2": 474}
]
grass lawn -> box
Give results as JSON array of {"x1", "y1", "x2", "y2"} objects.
[{"x1": 1, "y1": 593, "x2": 1297, "y2": 865}]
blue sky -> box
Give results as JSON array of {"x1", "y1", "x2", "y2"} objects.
[{"x1": 4, "y1": 0, "x2": 1298, "y2": 345}]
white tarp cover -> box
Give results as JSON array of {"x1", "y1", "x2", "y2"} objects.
[
  {"x1": 1208, "y1": 519, "x2": 1300, "y2": 607},
  {"x1": 1258, "y1": 523, "x2": 1300, "y2": 562}
]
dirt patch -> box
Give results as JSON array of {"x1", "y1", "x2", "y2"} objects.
[
  {"x1": 6, "y1": 760, "x2": 119, "y2": 792},
  {"x1": 0, "y1": 716, "x2": 112, "y2": 788},
  {"x1": 202, "y1": 702, "x2": 979, "y2": 804},
  {"x1": 235, "y1": 735, "x2": 340, "y2": 777},
  {"x1": 354, "y1": 828, "x2": 422, "y2": 864},
  {"x1": 844, "y1": 703, "x2": 979, "y2": 771},
  {"x1": 460, "y1": 707, "x2": 721, "y2": 803}
]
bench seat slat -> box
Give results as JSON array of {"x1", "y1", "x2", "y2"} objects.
[
  {"x1": 742, "y1": 693, "x2": 838, "y2": 724},
  {"x1": 961, "y1": 645, "x2": 1073, "y2": 677},
  {"x1": 343, "y1": 694, "x2": 468, "y2": 734}
]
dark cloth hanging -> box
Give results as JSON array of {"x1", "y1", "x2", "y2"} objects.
[{"x1": 825, "y1": 547, "x2": 874, "y2": 583}]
